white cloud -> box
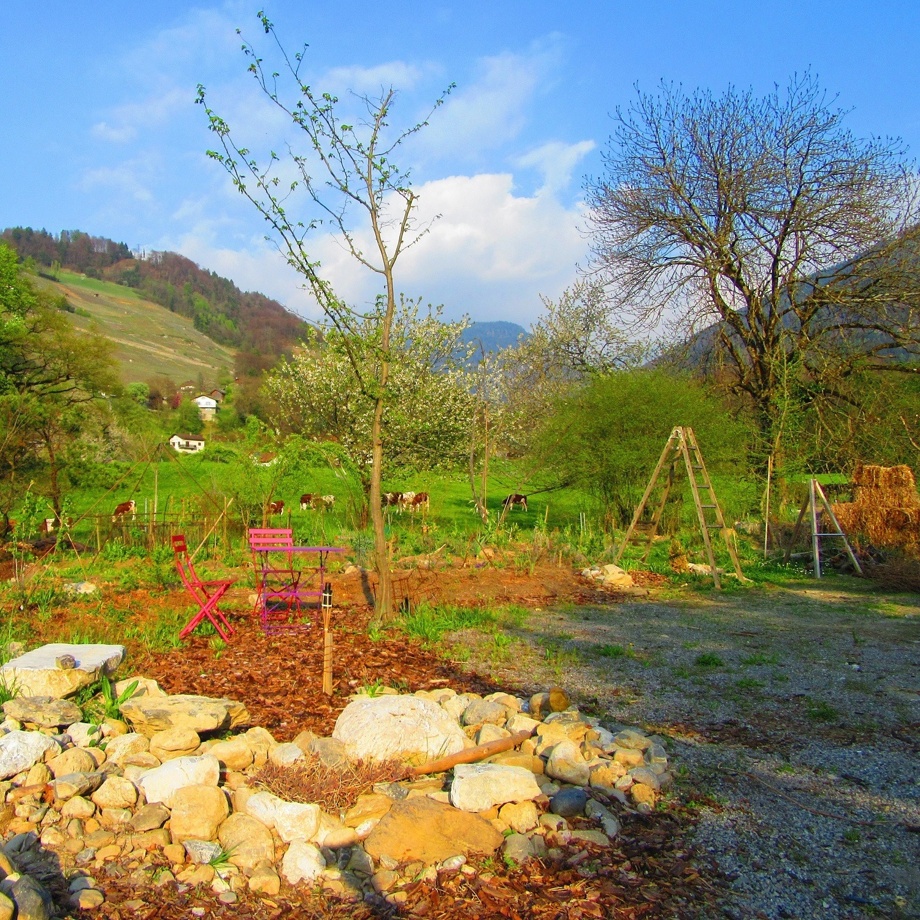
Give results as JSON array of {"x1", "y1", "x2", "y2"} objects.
[
  {"x1": 90, "y1": 87, "x2": 188, "y2": 146},
  {"x1": 514, "y1": 140, "x2": 596, "y2": 194},
  {"x1": 91, "y1": 122, "x2": 137, "y2": 144},
  {"x1": 321, "y1": 61, "x2": 428, "y2": 95},
  {"x1": 419, "y1": 37, "x2": 565, "y2": 162},
  {"x1": 79, "y1": 161, "x2": 155, "y2": 203},
  {"x1": 167, "y1": 168, "x2": 589, "y2": 328}
]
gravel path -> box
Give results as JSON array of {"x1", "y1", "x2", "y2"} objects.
[{"x1": 451, "y1": 577, "x2": 920, "y2": 919}]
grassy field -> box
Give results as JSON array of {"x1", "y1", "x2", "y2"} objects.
[{"x1": 34, "y1": 270, "x2": 236, "y2": 385}]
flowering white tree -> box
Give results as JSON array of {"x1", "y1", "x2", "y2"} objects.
[{"x1": 264, "y1": 302, "x2": 476, "y2": 493}]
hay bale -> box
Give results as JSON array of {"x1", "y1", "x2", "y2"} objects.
[{"x1": 831, "y1": 463, "x2": 920, "y2": 555}]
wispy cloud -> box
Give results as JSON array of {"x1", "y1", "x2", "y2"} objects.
[
  {"x1": 514, "y1": 140, "x2": 596, "y2": 194},
  {"x1": 419, "y1": 36, "x2": 566, "y2": 162},
  {"x1": 321, "y1": 61, "x2": 429, "y2": 95},
  {"x1": 79, "y1": 161, "x2": 155, "y2": 203},
  {"x1": 90, "y1": 88, "x2": 188, "y2": 146}
]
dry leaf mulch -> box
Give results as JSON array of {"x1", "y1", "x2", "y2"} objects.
[{"x1": 131, "y1": 606, "x2": 504, "y2": 740}]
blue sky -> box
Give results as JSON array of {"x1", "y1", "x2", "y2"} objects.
[{"x1": 2, "y1": 1, "x2": 919, "y2": 328}]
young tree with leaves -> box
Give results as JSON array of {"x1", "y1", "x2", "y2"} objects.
[
  {"x1": 586, "y1": 74, "x2": 920, "y2": 479},
  {"x1": 197, "y1": 16, "x2": 452, "y2": 620}
]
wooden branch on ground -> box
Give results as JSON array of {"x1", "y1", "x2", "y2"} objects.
[{"x1": 410, "y1": 728, "x2": 534, "y2": 777}]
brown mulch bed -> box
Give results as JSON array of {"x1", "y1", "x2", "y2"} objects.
[
  {"x1": 91, "y1": 809, "x2": 718, "y2": 919},
  {"x1": 132, "y1": 606, "x2": 506, "y2": 740}
]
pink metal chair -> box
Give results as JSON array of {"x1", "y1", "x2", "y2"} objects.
[
  {"x1": 172, "y1": 534, "x2": 235, "y2": 642},
  {"x1": 248, "y1": 527, "x2": 309, "y2": 633}
]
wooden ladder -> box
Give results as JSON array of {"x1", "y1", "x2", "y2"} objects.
[
  {"x1": 614, "y1": 427, "x2": 745, "y2": 589},
  {"x1": 784, "y1": 478, "x2": 863, "y2": 577}
]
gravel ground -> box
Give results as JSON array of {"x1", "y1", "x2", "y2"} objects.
[{"x1": 451, "y1": 576, "x2": 920, "y2": 919}]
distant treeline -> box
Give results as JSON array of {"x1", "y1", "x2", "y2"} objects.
[{"x1": 1, "y1": 226, "x2": 311, "y2": 371}]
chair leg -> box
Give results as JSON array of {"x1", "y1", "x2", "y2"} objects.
[{"x1": 180, "y1": 585, "x2": 233, "y2": 642}]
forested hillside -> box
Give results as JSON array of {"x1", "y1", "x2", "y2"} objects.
[{"x1": 1, "y1": 227, "x2": 311, "y2": 371}]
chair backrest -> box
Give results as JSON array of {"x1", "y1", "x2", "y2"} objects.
[
  {"x1": 172, "y1": 533, "x2": 201, "y2": 592},
  {"x1": 248, "y1": 528, "x2": 295, "y2": 552}
]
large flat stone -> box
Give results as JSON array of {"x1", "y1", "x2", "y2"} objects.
[
  {"x1": 332, "y1": 695, "x2": 471, "y2": 765},
  {"x1": 1, "y1": 644, "x2": 125, "y2": 699},
  {"x1": 120, "y1": 694, "x2": 249, "y2": 738},
  {"x1": 364, "y1": 797, "x2": 503, "y2": 865}
]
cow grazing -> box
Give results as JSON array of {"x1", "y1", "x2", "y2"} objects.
[
  {"x1": 300, "y1": 493, "x2": 315, "y2": 510},
  {"x1": 397, "y1": 491, "x2": 416, "y2": 513},
  {"x1": 502, "y1": 493, "x2": 528, "y2": 512},
  {"x1": 268, "y1": 500, "x2": 285, "y2": 515},
  {"x1": 320, "y1": 494, "x2": 335, "y2": 511},
  {"x1": 112, "y1": 500, "x2": 136, "y2": 523},
  {"x1": 40, "y1": 518, "x2": 56, "y2": 534},
  {"x1": 408, "y1": 492, "x2": 429, "y2": 513},
  {"x1": 383, "y1": 491, "x2": 403, "y2": 508}
]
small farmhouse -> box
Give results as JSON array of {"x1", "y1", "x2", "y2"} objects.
[
  {"x1": 169, "y1": 434, "x2": 205, "y2": 454},
  {"x1": 193, "y1": 394, "x2": 218, "y2": 421}
]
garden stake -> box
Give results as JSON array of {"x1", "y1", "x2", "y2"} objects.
[{"x1": 322, "y1": 582, "x2": 333, "y2": 694}]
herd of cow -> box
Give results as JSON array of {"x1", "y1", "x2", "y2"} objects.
[{"x1": 101, "y1": 491, "x2": 527, "y2": 524}]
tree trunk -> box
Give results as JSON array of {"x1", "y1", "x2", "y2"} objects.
[{"x1": 369, "y1": 392, "x2": 392, "y2": 625}]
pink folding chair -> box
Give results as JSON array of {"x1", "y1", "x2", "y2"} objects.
[
  {"x1": 172, "y1": 534, "x2": 235, "y2": 642},
  {"x1": 248, "y1": 527, "x2": 312, "y2": 633}
]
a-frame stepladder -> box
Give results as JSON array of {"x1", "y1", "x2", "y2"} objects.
[
  {"x1": 614, "y1": 427, "x2": 745, "y2": 589},
  {"x1": 783, "y1": 478, "x2": 863, "y2": 578}
]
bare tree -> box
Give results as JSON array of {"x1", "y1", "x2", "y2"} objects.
[
  {"x1": 196, "y1": 12, "x2": 452, "y2": 623},
  {"x1": 586, "y1": 74, "x2": 920, "y2": 472}
]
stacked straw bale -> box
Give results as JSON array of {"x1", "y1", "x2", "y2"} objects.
[{"x1": 832, "y1": 464, "x2": 920, "y2": 554}]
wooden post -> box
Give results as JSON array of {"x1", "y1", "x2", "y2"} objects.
[
  {"x1": 809, "y1": 478, "x2": 822, "y2": 578},
  {"x1": 763, "y1": 454, "x2": 773, "y2": 558},
  {"x1": 322, "y1": 582, "x2": 333, "y2": 695}
]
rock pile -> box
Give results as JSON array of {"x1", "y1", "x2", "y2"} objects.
[{"x1": 0, "y1": 651, "x2": 673, "y2": 915}]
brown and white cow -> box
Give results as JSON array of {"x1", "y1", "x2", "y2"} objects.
[
  {"x1": 382, "y1": 491, "x2": 403, "y2": 508},
  {"x1": 397, "y1": 491, "x2": 416, "y2": 513},
  {"x1": 268, "y1": 500, "x2": 284, "y2": 515},
  {"x1": 319, "y1": 494, "x2": 335, "y2": 511},
  {"x1": 300, "y1": 493, "x2": 315, "y2": 510},
  {"x1": 502, "y1": 493, "x2": 528, "y2": 512},
  {"x1": 407, "y1": 491, "x2": 429, "y2": 513},
  {"x1": 112, "y1": 500, "x2": 136, "y2": 523}
]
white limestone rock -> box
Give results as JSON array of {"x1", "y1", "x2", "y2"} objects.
[
  {"x1": 449, "y1": 763, "x2": 542, "y2": 812},
  {"x1": 281, "y1": 839, "x2": 326, "y2": 885},
  {"x1": 244, "y1": 790, "x2": 321, "y2": 843},
  {"x1": 333, "y1": 695, "x2": 471, "y2": 765},
  {"x1": 136, "y1": 755, "x2": 221, "y2": 806},
  {"x1": 0, "y1": 731, "x2": 60, "y2": 780}
]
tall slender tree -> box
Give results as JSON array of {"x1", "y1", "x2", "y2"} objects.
[{"x1": 197, "y1": 13, "x2": 452, "y2": 622}]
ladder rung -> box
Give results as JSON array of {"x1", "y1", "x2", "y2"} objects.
[{"x1": 701, "y1": 504, "x2": 716, "y2": 508}]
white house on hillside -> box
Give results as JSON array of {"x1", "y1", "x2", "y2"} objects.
[
  {"x1": 169, "y1": 434, "x2": 205, "y2": 453},
  {"x1": 192, "y1": 394, "x2": 218, "y2": 421}
]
